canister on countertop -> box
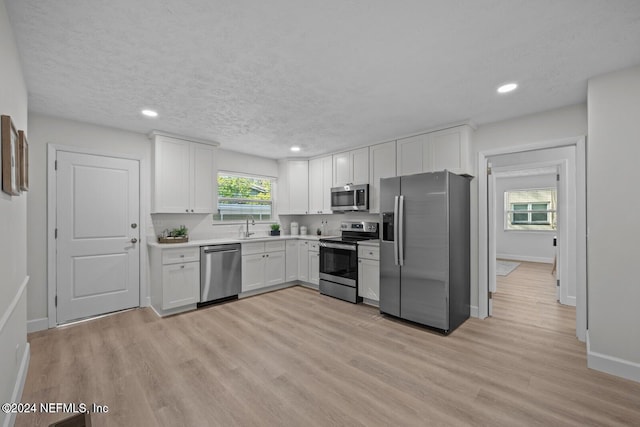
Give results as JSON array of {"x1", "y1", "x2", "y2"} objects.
[
  {"x1": 300, "y1": 226, "x2": 307, "y2": 235},
  {"x1": 290, "y1": 222, "x2": 299, "y2": 235}
]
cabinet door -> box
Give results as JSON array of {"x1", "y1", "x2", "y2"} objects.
[
  {"x1": 358, "y1": 258, "x2": 380, "y2": 301},
  {"x1": 309, "y1": 156, "x2": 333, "y2": 214},
  {"x1": 396, "y1": 134, "x2": 427, "y2": 176},
  {"x1": 308, "y1": 250, "x2": 320, "y2": 286},
  {"x1": 289, "y1": 161, "x2": 309, "y2": 214},
  {"x1": 190, "y1": 142, "x2": 217, "y2": 213},
  {"x1": 298, "y1": 241, "x2": 309, "y2": 282},
  {"x1": 162, "y1": 262, "x2": 199, "y2": 309},
  {"x1": 428, "y1": 126, "x2": 471, "y2": 175},
  {"x1": 333, "y1": 152, "x2": 351, "y2": 187},
  {"x1": 242, "y1": 253, "x2": 265, "y2": 292},
  {"x1": 369, "y1": 141, "x2": 397, "y2": 214},
  {"x1": 308, "y1": 158, "x2": 324, "y2": 214},
  {"x1": 285, "y1": 240, "x2": 299, "y2": 281},
  {"x1": 153, "y1": 137, "x2": 190, "y2": 213},
  {"x1": 351, "y1": 147, "x2": 369, "y2": 185},
  {"x1": 265, "y1": 251, "x2": 286, "y2": 287}
]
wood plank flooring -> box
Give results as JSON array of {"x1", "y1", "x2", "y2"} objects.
[{"x1": 17, "y1": 266, "x2": 640, "y2": 426}]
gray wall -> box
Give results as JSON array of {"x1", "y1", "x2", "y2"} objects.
[
  {"x1": 587, "y1": 64, "x2": 640, "y2": 375},
  {"x1": 0, "y1": 0, "x2": 29, "y2": 423}
]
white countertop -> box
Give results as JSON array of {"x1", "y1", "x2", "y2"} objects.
[{"x1": 148, "y1": 234, "x2": 335, "y2": 249}]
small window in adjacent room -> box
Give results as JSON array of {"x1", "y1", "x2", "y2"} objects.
[
  {"x1": 213, "y1": 172, "x2": 274, "y2": 221},
  {"x1": 505, "y1": 188, "x2": 557, "y2": 231}
]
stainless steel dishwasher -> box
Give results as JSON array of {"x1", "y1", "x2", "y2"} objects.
[{"x1": 199, "y1": 243, "x2": 242, "y2": 306}]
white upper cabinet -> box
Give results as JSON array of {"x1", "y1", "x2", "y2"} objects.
[
  {"x1": 333, "y1": 147, "x2": 369, "y2": 186},
  {"x1": 396, "y1": 133, "x2": 428, "y2": 176},
  {"x1": 428, "y1": 125, "x2": 472, "y2": 175},
  {"x1": 368, "y1": 141, "x2": 397, "y2": 214},
  {"x1": 278, "y1": 160, "x2": 309, "y2": 215},
  {"x1": 396, "y1": 125, "x2": 472, "y2": 177},
  {"x1": 308, "y1": 155, "x2": 333, "y2": 214},
  {"x1": 151, "y1": 133, "x2": 218, "y2": 214}
]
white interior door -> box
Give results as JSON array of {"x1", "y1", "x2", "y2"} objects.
[{"x1": 56, "y1": 151, "x2": 140, "y2": 323}]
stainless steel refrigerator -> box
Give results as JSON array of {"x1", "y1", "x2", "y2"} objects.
[{"x1": 379, "y1": 171, "x2": 470, "y2": 334}]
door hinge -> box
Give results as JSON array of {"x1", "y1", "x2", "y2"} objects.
[
  {"x1": 488, "y1": 291, "x2": 493, "y2": 299},
  {"x1": 55, "y1": 228, "x2": 58, "y2": 239},
  {"x1": 55, "y1": 295, "x2": 57, "y2": 307},
  {"x1": 556, "y1": 173, "x2": 560, "y2": 181},
  {"x1": 487, "y1": 166, "x2": 492, "y2": 175},
  {"x1": 55, "y1": 160, "x2": 58, "y2": 170},
  {"x1": 557, "y1": 279, "x2": 560, "y2": 287}
]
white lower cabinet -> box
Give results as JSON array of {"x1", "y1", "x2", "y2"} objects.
[
  {"x1": 162, "y1": 262, "x2": 200, "y2": 310},
  {"x1": 241, "y1": 241, "x2": 285, "y2": 292},
  {"x1": 285, "y1": 240, "x2": 299, "y2": 282},
  {"x1": 358, "y1": 244, "x2": 380, "y2": 304},
  {"x1": 308, "y1": 241, "x2": 320, "y2": 286},
  {"x1": 149, "y1": 246, "x2": 200, "y2": 316},
  {"x1": 298, "y1": 240, "x2": 309, "y2": 282}
]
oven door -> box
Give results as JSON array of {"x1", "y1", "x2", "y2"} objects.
[{"x1": 319, "y1": 242, "x2": 357, "y2": 287}]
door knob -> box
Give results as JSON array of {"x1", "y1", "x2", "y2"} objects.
[
  {"x1": 131, "y1": 223, "x2": 137, "y2": 229},
  {"x1": 131, "y1": 238, "x2": 138, "y2": 244}
]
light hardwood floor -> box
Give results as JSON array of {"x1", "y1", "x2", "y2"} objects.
[{"x1": 17, "y1": 266, "x2": 640, "y2": 426}]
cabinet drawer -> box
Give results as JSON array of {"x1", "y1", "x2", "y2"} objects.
[
  {"x1": 242, "y1": 242, "x2": 265, "y2": 255},
  {"x1": 162, "y1": 247, "x2": 199, "y2": 264},
  {"x1": 358, "y1": 245, "x2": 379, "y2": 260},
  {"x1": 308, "y1": 241, "x2": 319, "y2": 252},
  {"x1": 265, "y1": 241, "x2": 286, "y2": 252}
]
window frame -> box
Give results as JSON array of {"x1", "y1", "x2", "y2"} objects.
[
  {"x1": 213, "y1": 171, "x2": 276, "y2": 223},
  {"x1": 504, "y1": 188, "x2": 557, "y2": 232}
]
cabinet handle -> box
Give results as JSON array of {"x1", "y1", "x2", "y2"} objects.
[
  {"x1": 266, "y1": 254, "x2": 269, "y2": 257},
  {"x1": 359, "y1": 260, "x2": 362, "y2": 263},
  {"x1": 180, "y1": 255, "x2": 185, "y2": 258},
  {"x1": 191, "y1": 209, "x2": 194, "y2": 212},
  {"x1": 369, "y1": 252, "x2": 374, "y2": 256},
  {"x1": 180, "y1": 265, "x2": 185, "y2": 269},
  {"x1": 185, "y1": 209, "x2": 189, "y2": 212}
]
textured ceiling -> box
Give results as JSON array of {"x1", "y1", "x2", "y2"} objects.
[{"x1": 6, "y1": 0, "x2": 640, "y2": 159}]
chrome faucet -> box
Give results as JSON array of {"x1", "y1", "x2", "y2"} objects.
[{"x1": 245, "y1": 217, "x2": 255, "y2": 238}]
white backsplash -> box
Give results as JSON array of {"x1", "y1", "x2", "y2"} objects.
[{"x1": 150, "y1": 212, "x2": 380, "y2": 241}]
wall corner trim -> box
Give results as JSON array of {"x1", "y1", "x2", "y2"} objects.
[
  {"x1": 586, "y1": 331, "x2": 640, "y2": 383},
  {"x1": 2, "y1": 343, "x2": 30, "y2": 427},
  {"x1": 27, "y1": 318, "x2": 49, "y2": 333},
  {"x1": 470, "y1": 305, "x2": 479, "y2": 318},
  {"x1": 0, "y1": 276, "x2": 29, "y2": 335}
]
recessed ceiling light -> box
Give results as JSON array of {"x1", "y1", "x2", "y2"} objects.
[
  {"x1": 141, "y1": 109, "x2": 158, "y2": 117},
  {"x1": 290, "y1": 146, "x2": 301, "y2": 152},
  {"x1": 497, "y1": 83, "x2": 518, "y2": 94}
]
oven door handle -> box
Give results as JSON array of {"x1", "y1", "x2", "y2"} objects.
[{"x1": 319, "y1": 242, "x2": 357, "y2": 251}]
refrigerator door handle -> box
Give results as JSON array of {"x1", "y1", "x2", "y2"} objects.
[
  {"x1": 398, "y1": 195, "x2": 404, "y2": 266},
  {"x1": 393, "y1": 195, "x2": 399, "y2": 266}
]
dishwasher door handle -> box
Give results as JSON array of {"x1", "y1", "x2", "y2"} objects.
[{"x1": 203, "y1": 248, "x2": 239, "y2": 254}]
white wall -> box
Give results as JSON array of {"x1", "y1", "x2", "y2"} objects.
[
  {"x1": 495, "y1": 174, "x2": 556, "y2": 263},
  {"x1": 27, "y1": 114, "x2": 152, "y2": 326},
  {"x1": 587, "y1": 64, "x2": 640, "y2": 379},
  {"x1": 471, "y1": 104, "x2": 587, "y2": 313},
  {"x1": 0, "y1": 0, "x2": 29, "y2": 424}
]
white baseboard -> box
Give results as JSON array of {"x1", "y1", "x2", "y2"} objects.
[
  {"x1": 470, "y1": 305, "x2": 479, "y2": 318},
  {"x1": 586, "y1": 331, "x2": 640, "y2": 383},
  {"x1": 564, "y1": 296, "x2": 576, "y2": 307},
  {"x1": 143, "y1": 296, "x2": 151, "y2": 308},
  {"x1": 27, "y1": 317, "x2": 48, "y2": 333},
  {"x1": 497, "y1": 253, "x2": 553, "y2": 264},
  {"x1": 3, "y1": 343, "x2": 30, "y2": 427}
]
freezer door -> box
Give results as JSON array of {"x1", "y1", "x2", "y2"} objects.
[
  {"x1": 399, "y1": 172, "x2": 449, "y2": 330},
  {"x1": 379, "y1": 176, "x2": 401, "y2": 317}
]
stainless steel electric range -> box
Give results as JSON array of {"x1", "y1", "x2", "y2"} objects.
[{"x1": 319, "y1": 221, "x2": 379, "y2": 303}]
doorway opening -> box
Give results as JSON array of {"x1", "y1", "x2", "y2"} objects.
[{"x1": 478, "y1": 137, "x2": 586, "y2": 341}]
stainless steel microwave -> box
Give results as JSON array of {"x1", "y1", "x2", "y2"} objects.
[{"x1": 330, "y1": 184, "x2": 369, "y2": 212}]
